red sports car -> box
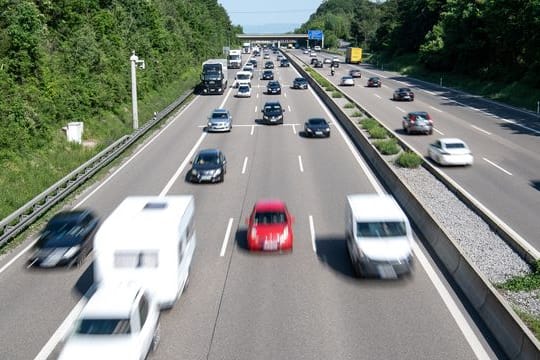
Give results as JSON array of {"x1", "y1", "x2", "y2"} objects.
[{"x1": 246, "y1": 199, "x2": 294, "y2": 252}]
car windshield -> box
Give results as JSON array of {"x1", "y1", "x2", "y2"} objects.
[
  {"x1": 237, "y1": 74, "x2": 250, "y2": 80},
  {"x1": 195, "y1": 153, "x2": 220, "y2": 165},
  {"x1": 295, "y1": 78, "x2": 306, "y2": 83},
  {"x1": 211, "y1": 112, "x2": 228, "y2": 119},
  {"x1": 264, "y1": 104, "x2": 282, "y2": 113},
  {"x1": 445, "y1": 143, "x2": 466, "y2": 149},
  {"x1": 357, "y1": 221, "x2": 406, "y2": 238},
  {"x1": 239, "y1": 86, "x2": 249, "y2": 92},
  {"x1": 254, "y1": 211, "x2": 286, "y2": 224},
  {"x1": 76, "y1": 318, "x2": 131, "y2": 335},
  {"x1": 308, "y1": 119, "x2": 326, "y2": 125}
]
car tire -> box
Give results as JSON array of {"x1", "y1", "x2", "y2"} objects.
[
  {"x1": 151, "y1": 322, "x2": 161, "y2": 352},
  {"x1": 428, "y1": 129, "x2": 433, "y2": 135}
]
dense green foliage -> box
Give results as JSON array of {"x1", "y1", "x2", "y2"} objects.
[
  {"x1": 0, "y1": 0, "x2": 239, "y2": 218},
  {"x1": 297, "y1": 0, "x2": 540, "y2": 89},
  {"x1": 374, "y1": 138, "x2": 400, "y2": 155},
  {"x1": 396, "y1": 151, "x2": 423, "y2": 168}
]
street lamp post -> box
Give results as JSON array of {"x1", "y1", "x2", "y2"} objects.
[{"x1": 130, "y1": 51, "x2": 145, "y2": 130}]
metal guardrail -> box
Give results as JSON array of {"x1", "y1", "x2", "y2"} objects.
[{"x1": 0, "y1": 90, "x2": 193, "y2": 247}]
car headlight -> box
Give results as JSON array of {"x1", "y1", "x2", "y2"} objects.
[
  {"x1": 63, "y1": 245, "x2": 80, "y2": 259},
  {"x1": 191, "y1": 169, "x2": 198, "y2": 175},
  {"x1": 306, "y1": 128, "x2": 313, "y2": 132},
  {"x1": 213, "y1": 168, "x2": 222, "y2": 176}
]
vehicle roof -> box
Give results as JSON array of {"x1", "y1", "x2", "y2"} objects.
[
  {"x1": 197, "y1": 148, "x2": 221, "y2": 156},
  {"x1": 95, "y1": 196, "x2": 193, "y2": 249},
  {"x1": 264, "y1": 101, "x2": 281, "y2": 106},
  {"x1": 294, "y1": 77, "x2": 306, "y2": 81},
  {"x1": 49, "y1": 209, "x2": 91, "y2": 223},
  {"x1": 253, "y1": 199, "x2": 287, "y2": 212},
  {"x1": 397, "y1": 87, "x2": 411, "y2": 91},
  {"x1": 369, "y1": 77, "x2": 380, "y2": 80},
  {"x1": 80, "y1": 284, "x2": 142, "y2": 318},
  {"x1": 439, "y1": 138, "x2": 466, "y2": 144},
  {"x1": 307, "y1": 118, "x2": 327, "y2": 123},
  {"x1": 236, "y1": 71, "x2": 251, "y2": 76},
  {"x1": 347, "y1": 194, "x2": 406, "y2": 221},
  {"x1": 409, "y1": 111, "x2": 429, "y2": 116},
  {"x1": 211, "y1": 108, "x2": 228, "y2": 114}
]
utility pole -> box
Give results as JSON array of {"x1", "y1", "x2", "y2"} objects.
[{"x1": 130, "y1": 51, "x2": 145, "y2": 130}]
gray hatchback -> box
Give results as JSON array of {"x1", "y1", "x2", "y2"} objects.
[{"x1": 402, "y1": 111, "x2": 433, "y2": 135}]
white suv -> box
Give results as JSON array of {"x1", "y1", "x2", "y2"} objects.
[{"x1": 59, "y1": 284, "x2": 160, "y2": 360}]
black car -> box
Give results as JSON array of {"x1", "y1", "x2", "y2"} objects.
[
  {"x1": 188, "y1": 148, "x2": 227, "y2": 183},
  {"x1": 367, "y1": 77, "x2": 382, "y2": 87},
  {"x1": 28, "y1": 210, "x2": 99, "y2": 268},
  {"x1": 304, "y1": 118, "x2": 330, "y2": 137},
  {"x1": 261, "y1": 70, "x2": 274, "y2": 80},
  {"x1": 261, "y1": 101, "x2": 285, "y2": 124},
  {"x1": 393, "y1": 87, "x2": 414, "y2": 101},
  {"x1": 292, "y1": 77, "x2": 308, "y2": 89},
  {"x1": 310, "y1": 58, "x2": 319, "y2": 65},
  {"x1": 313, "y1": 60, "x2": 324, "y2": 68},
  {"x1": 279, "y1": 59, "x2": 290, "y2": 67},
  {"x1": 266, "y1": 80, "x2": 282, "y2": 94},
  {"x1": 264, "y1": 61, "x2": 274, "y2": 69},
  {"x1": 249, "y1": 59, "x2": 257, "y2": 68}
]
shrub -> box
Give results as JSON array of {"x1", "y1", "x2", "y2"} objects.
[
  {"x1": 360, "y1": 118, "x2": 378, "y2": 129},
  {"x1": 374, "y1": 139, "x2": 400, "y2": 155},
  {"x1": 332, "y1": 91, "x2": 343, "y2": 98},
  {"x1": 396, "y1": 151, "x2": 423, "y2": 168},
  {"x1": 344, "y1": 102, "x2": 355, "y2": 109},
  {"x1": 351, "y1": 111, "x2": 363, "y2": 117},
  {"x1": 368, "y1": 126, "x2": 387, "y2": 139}
]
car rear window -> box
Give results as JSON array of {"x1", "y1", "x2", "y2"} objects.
[
  {"x1": 76, "y1": 318, "x2": 131, "y2": 335},
  {"x1": 254, "y1": 212, "x2": 286, "y2": 224},
  {"x1": 445, "y1": 143, "x2": 466, "y2": 149},
  {"x1": 356, "y1": 221, "x2": 406, "y2": 237}
]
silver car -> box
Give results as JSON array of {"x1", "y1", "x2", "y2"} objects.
[
  {"x1": 340, "y1": 76, "x2": 355, "y2": 86},
  {"x1": 207, "y1": 108, "x2": 232, "y2": 132}
]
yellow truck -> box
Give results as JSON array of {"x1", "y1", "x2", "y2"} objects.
[{"x1": 345, "y1": 47, "x2": 362, "y2": 64}]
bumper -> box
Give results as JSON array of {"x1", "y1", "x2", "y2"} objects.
[
  {"x1": 305, "y1": 129, "x2": 330, "y2": 137},
  {"x1": 262, "y1": 117, "x2": 283, "y2": 125},
  {"x1": 408, "y1": 125, "x2": 432, "y2": 134},
  {"x1": 355, "y1": 256, "x2": 413, "y2": 278},
  {"x1": 189, "y1": 173, "x2": 223, "y2": 183},
  {"x1": 207, "y1": 125, "x2": 231, "y2": 132},
  {"x1": 439, "y1": 154, "x2": 474, "y2": 166},
  {"x1": 248, "y1": 239, "x2": 293, "y2": 252}
]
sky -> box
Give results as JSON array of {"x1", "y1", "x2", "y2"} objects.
[{"x1": 217, "y1": 0, "x2": 324, "y2": 34}]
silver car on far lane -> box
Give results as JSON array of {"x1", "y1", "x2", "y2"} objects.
[{"x1": 207, "y1": 108, "x2": 232, "y2": 132}]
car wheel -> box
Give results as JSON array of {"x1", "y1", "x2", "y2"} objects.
[
  {"x1": 151, "y1": 322, "x2": 161, "y2": 352},
  {"x1": 428, "y1": 129, "x2": 433, "y2": 135}
]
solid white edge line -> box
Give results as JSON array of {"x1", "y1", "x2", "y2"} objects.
[
  {"x1": 220, "y1": 218, "x2": 234, "y2": 257},
  {"x1": 483, "y1": 157, "x2": 513, "y2": 176},
  {"x1": 242, "y1": 157, "x2": 248, "y2": 174},
  {"x1": 308, "y1": 215, "x2": 316, "y2": 252},
  {"x1": 298, "y1": 155, "x2": 304, "y2": 173},
  {"x1": 159, "y1": 132, "x2": 207, "y2": 196},
  {"x1": 470, "y1": 124, "x2": 492, "y2": 135},
  {"x1": 308, "y1": 70, "x2": 489, "y2": 358},
  {"x1": 411, "y1": 242, "x2": 491, "y2": 360}
]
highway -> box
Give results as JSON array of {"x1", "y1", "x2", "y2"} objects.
[
  {"x1": 0, "y1": 51, "x2": 501, "y2": 359},
  {"x1": 294, "y1": 49, "x2": 540, "y2": 250}
]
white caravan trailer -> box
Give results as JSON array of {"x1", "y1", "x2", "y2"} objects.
[{"x1": 94, "y1": 196, "x2": 196, "y2": 308}]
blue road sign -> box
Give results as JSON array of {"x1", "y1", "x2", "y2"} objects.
[{"x1": 308, "y1": 30, "x2": 323, "y2": 40}]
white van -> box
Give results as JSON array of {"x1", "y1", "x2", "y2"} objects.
[
  {"x1": 346, "y1": 194, "x2": 413, "y2": 278},
  {"x1": 94, "y1": 196, "x2": 196, "y2": 308},
  {"x1": 234, "y1": 71, "x2": 252, "y2": 87}
]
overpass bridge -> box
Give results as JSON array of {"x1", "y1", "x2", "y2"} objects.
[{"x1": 236, "y1": 33, "x2": 310, "y2": 47}]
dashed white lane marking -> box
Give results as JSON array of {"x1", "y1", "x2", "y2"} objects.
[
  {"x1": 241, "y1": 157, "x2": 248, "y2": 174},
  {"x1": 395, "y1": 106, "x2": 406, "y2": 113},
  {"x1": 292, "y1": 124, "x2": 297, "y2": 135},
  {"x1": 430, "y1": 106, "x2": 443, "y2": 113},
  {"x1": 374, "y1": 94, "x2": 382, "y2": 99},
  {"x1": 250, "y1": 125, "x2": 255, "y2": 136},
  {"x1": 483, "y1": 158, "x2": 513, "y2": 176},
  {"x1": 471, "y1": 125, "x2": 492, "y2": 135},
  {"x1": 308, "y1": 215, "x2": 316, "y2": 252},
  {"x1": 298, "y1": 155, "x2": 304, "y2": 173},
  {"x1": 254, "y1": 106, "x2": 258, "y2": 113},
  {"x1": 434, "y1": 128, "x2": 445, "y2": 135},
  {"x1": 288, "y1": 105, "x2": 292, "y2": 112},
  {"x1": 220, "y1": 218, "x2": 235, "y2": 257}
]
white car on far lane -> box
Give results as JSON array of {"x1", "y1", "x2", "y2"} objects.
[
  {"x1": 58, "y1": 284, "x2": 160, "y2": 360},
  {"x1": 236, "y1": 84, "x2": 252, "y2": 98},
  {"x1": 428, "y1": 138, "x2": 474, "y2": 166}
]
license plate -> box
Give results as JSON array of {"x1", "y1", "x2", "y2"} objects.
[
  {"x1": 377, "y1": 265, "x2": 397, "y2": 279},
  {"x1": 263, "y1": 240, "x2": 278, "y2": 250},
  {"x1": 201, "y1": 175, "x2": 211, "y2": 181},
  {"x1": 315, "y1": 131, "x2": 322, "y2": 135}
]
